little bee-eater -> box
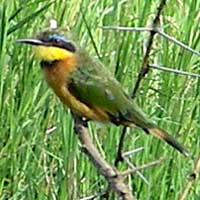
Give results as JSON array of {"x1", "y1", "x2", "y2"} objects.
[{"x1": 17, "y1": 30, "x2": 188, "y2": 156}]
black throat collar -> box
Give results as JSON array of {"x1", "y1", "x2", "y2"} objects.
[{"x1": 40, "y1": 60, "x2": 58, "y2": 68}]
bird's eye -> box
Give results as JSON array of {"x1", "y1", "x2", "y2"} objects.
[
  {"x1": 52, "y1": 38, "x2": 60, "y2": 45},
  {"x1": 48, "y1": 35, "x2": 61, "y2": 45}
]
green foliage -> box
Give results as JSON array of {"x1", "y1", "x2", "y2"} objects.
[{"x1": 0, "y1": 0, "x2": 199, "y2": 199}]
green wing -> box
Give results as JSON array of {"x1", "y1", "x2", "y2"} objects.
[
  {"x1": 68, "y1": 52, "x2": 189, "y2": 156},
  {"x1": 69, "y1": 51, "x2": 152, "y2": 126}
]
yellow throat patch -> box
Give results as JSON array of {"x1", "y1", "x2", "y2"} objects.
[{"x1": 33, "y1": 45, "x2": 73, "y2": 61}]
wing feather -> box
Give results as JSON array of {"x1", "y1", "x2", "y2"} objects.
[{"x1": 68, "y1": 51, "x2": 151, "y2": 126}]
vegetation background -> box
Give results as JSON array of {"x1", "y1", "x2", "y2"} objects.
[{"x1": 0, "y1": 0, "x2": 199, "y2": 199}]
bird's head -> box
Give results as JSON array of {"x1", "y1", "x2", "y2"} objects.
[{"x1": 17, "y1": 31, "x2": 77, "y2": 62}]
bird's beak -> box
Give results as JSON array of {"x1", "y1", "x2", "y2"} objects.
[{"x1": 16, "y1": 39, "x2": 44, "y2": 46}]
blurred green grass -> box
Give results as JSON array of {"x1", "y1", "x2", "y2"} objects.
[{"x1": 0, "y1": 0, "x2": 199, "y2": 199}]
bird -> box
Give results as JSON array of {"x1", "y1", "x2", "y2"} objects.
[{"x1": 17, "y1": 29, "x2": 188, "y2": 156}]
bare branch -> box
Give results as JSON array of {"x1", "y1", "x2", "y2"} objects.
[
  {"x1": 157, "y1": 30, "x2": 200, "y2": 56},
  {"x1": 122, "y1": 147, "x2": 144, "y2": 157},
  {"x1": 114, "y1": 126, "x2": 127, "y2": 166},
  {"x1": 73, "y1": 115, "x2": 136, "y2": 200},
  {"x1": 100, "y1": 26, "x2": 153, "y2": 32},
  {"x1": 122, "y1": 148, "x2": 149, "y2": 184},
  {"x1": 179, "y1": 155, "x2": 200, "y2": 200},
  {"x1": 123, "y1": 156, "x2": 149, "y2": 185},
  {"x1": 101, "y1": 26, "x2": 200, "y2": 57},
  {"x1": 122, "y1": 157, "x2": 165, "y2": 176},
  {"x1": 114, "y1": 0, "x2": 167, "y2": 168},
  {"x1": 132, "y1": 0, "x2": 164, "y2": 96},
  {"x1": 79, "y1": 156, "x2": 164, "y2": 200},
  {"x1": 149, "y1": 64, "x2": 200, "y2": 78}
]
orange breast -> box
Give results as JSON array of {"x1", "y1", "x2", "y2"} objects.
[
  {"x1": 42, "y1": 56, "x2": 109, "y2": 122},
  {"x1": 43, "y1": 56, "x2": 76, "y2": 89}
]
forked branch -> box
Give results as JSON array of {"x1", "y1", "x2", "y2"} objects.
[
  {"x1": 115, "y1": 0, "x2": 167, "y2": 167},
  {"x1": 179, "y1": 155, "x2": 200, "y2": 200},
  {"x1": 73, "y1": 115, "x2": 136, "y2": 200}
]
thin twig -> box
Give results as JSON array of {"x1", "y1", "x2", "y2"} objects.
[
  {"x1": 122, "y1": 147, "x2": 150, "y2": 185},
  {"x1": 114, "y1": 0, "x2": 167, "y2": 167},
  {"x1": 122, "y1": 157, "x2": 165, "y2": 176},
  {"x1": 101, "y1": 26, "x2": 200, "y2": 57},
  {"x1": 179, "y1": 155, "x2": 200, "y2": 200},
  {"x1": 132, "y1": 0, "x2": 166, "y2": 97},
  {"x1": 149, "y1": 64, "x2": 200, "y2": 78},
  {"x1": 123, "y1": 156, "x2": 149, "y2": 185},
  {"x1": 73, "y1": 115, "x2": 136, "y2": 200},
  {"x1": 122, "y1": 147, "x2": 144, "y2": 157},
  {"x1": 157, "y1": 30, "x2": 200, "y2": 56},
  {"x1": 114, "y1": 126, "x2": 127, "y2": 166},
  {"x1": 101, "y1": 26, "x2": 153, "y2": 32},
  {"x1": 115, "y1": 143, "x2": 149, "y2": 184}
]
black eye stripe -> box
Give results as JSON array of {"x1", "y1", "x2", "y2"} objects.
[
  {"x1": 52, "y1": 38, "x2": 61, "y2": 45},
  {"x1": 63, "y1": 42, "x2": 76, "y2": 52},
  {"x1": 50, "y1": 40, "x2": 76, "y2": 52},
  {"x1": 38, "y1": 33, "x2": 76, "y2": 52}
]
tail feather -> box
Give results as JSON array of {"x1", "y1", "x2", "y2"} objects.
[{"x1": 146, "y1": 126, "x2": 189, "y2": 156}]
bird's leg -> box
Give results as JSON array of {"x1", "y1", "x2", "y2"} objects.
[
  {"x1": 71, "y1": 112, "x2": 88, "y2": 131},
  {"x1": 114, "y1": 126, "x2": 128, "y2": 167}
]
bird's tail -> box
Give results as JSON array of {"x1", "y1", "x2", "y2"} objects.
[{"x1": 145, "y1": 125, "x2": 189, "y2": 156}]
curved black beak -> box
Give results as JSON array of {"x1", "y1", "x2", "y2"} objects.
[{"x1": 16, "y1": 39, "x2": 44, "y2": 46}]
